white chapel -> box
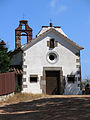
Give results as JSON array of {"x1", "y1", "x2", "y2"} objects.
[{"x1": 11, "y1": 20, "x2": 84, "y2": 95}]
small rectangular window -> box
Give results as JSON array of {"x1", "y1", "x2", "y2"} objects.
[
  {"x1": 30, "y1": 75, "x2": 38, "y2": 83},
  {"x1": 50, "y1": 39, "x2": 54, "y2": 48},
  {"x1": 67, "y1": 75, "x2": 75, "y2": 83}
]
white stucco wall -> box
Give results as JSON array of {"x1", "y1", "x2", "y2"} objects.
[{"x1": 22, "y1": 31, "x2": 81, "y2": 94}]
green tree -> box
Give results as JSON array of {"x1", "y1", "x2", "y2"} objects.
[{"x1": 0, "y1": 41, "x2": 11, "y2": 73}]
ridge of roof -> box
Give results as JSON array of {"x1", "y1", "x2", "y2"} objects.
[
  {"x1": 22, "y1": 28, "x2": 84, "y2": 50},
  {"x1": 42, "y1": 26, "x2": 61, "y2": 28}
]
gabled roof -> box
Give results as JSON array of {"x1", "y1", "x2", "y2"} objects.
[
  {"x1": 37, "y1": 25, "x2": 67, "y2": 37},
  {"x1": 22, "y1": 27, "x2": 84, "y2": 51}
]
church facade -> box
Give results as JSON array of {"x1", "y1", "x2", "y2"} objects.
[{"x1": 11, "y1": 20, "x2": 84, "y2": 95}]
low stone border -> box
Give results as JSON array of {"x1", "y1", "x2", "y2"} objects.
[{"x1": 0, "y1": 92, "x2": 14, "y2": 102}]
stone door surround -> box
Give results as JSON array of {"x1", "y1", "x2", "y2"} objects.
[{"x1": 40, "y1": 67, "x2": 65, "y2": 94}]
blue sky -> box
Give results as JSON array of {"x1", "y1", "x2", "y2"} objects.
[{"x1": 0, "y1": 0, "x2": 90, "y2": 79}]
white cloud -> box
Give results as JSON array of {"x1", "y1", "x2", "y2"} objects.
[
  {"x1": 56, "y1": 5, "x2": 67, "y2": 14},
  {"x1": 50, "y1": 0, "x2": 56, "y2": 8},
  {"x1": 50, "y1": 0, "x2": 67, "y2": 15}
]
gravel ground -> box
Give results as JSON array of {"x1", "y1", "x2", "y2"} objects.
[{"x1": 0, "y1": 95, "x2": 90, "y2": 120}]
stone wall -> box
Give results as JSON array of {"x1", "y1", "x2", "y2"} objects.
[{"x1": 0, "y1": 92, "x2": 14, "y2": 102}]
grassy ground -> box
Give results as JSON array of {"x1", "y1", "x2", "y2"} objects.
[{"x1": 0, "y1": 93, "x2": 47, "y2": 106}]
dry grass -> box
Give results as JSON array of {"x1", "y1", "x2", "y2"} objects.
[
  {"x1": 0, "y1": 93, "x2": 46, "y2": 106},
  {"x1": 1, "y1": 93, "x2": 90, "y2": 106}
]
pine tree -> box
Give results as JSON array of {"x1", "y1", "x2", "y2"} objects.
[{"x1": 0, "y1": 40, "x2": 11, "y2": 73}]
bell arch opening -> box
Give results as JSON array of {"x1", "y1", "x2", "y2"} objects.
[
  {"x1": 22, "y1": 24, "x2": 26, "y2": 30},
  {"x1": 21, "y1": 32, "x2": 27, "y2": 46}
]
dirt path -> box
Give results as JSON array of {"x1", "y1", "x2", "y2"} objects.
[{"x1": 0, "y1": 95, "x2": 90, "y2": 120}]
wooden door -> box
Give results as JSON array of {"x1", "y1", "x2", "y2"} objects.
[{"x1": 46, "y1": 71, "x2": 60, "y2": 95}]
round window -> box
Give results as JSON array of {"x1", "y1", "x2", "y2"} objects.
[
  {"x1": 47, "y1": 52, "x2": 58, "y2": 64},
  {"x1": 49, "y1": 54, "x2": 55, "y2": 61}
]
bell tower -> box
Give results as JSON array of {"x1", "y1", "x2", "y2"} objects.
[{"x1": 15, "y1": 20, "x2": 32, "y2": 49}]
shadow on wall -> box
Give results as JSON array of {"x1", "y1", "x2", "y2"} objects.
[
  {"x1": 0, "y1": 97, "x2": 90, "y2": 120},
  {"x1": 64, "y1": 70, "x2": 81, "y2": 95}
]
